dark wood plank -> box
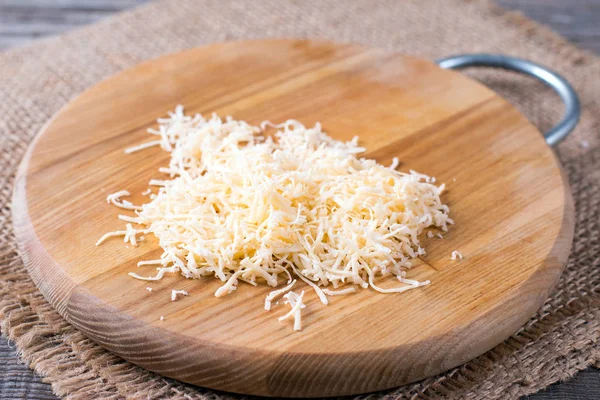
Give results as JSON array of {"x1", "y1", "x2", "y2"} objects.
[
  {"x1": 1, "y1": 1, "x2": 600, "y2": 53},
  {"x1": 498, "y1": 0, "x2": 600, "y2": 53},
  {"x1": 0, "y1": 0, "x2": 148, "y2": 50},
  {"x1": 0, "y1": 344, "x2": 56, "y2": 399},
  {"x1": 526, "y1": 369, "x2": 600, "y2": 400}
]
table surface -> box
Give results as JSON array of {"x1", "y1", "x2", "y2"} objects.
[{"x1": 1, "y1": 1, "x2": 599, "y2": 399}]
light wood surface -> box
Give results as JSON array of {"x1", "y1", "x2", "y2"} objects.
[{"x1": 12, "y1": 39, "x2": 574, "y2": 397}]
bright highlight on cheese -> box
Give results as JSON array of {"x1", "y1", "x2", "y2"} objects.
[{"x1": 98, "y1": 106, "x2": 453, "y2": 331}]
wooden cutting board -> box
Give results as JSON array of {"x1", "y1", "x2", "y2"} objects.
[{"x1": 13, "y1": 39, "x2": 574, "y2": 397}]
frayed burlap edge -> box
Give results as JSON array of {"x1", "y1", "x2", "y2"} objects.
[{"x1": 1, "y1": 0, "x2": 599, "y2": 399}]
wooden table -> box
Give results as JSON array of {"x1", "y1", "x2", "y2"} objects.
[{"x1": 1, "y1": 1, "x2": 599, "y2": 399}]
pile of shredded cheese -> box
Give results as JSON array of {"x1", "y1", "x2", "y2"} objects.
[{"x1": 98, "y1": 105, "x2": 453, "y2": 330}]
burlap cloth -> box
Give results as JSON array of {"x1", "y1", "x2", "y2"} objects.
[{"x1": 1, "y1": 0, "x2": 599, "y2": 398}]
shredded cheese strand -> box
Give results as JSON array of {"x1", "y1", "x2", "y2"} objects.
[
  {"x1": 278, "y1": 290, "x2": 305, "y2": 331},
  {"x1": 106, "y1": 190, "x2": 141, "y2": 210},
  {"x1": 265, "y1": 280, "x2": 297, "y2": 311},
  {"x1": 128, "y1": 266, "x2": 178, "y2": 281},
  {"x1": 322, "y1": 287, "x2": 356, "y2": 296},
  {"x1": 171, "y1": 289, "x2": 189, "y2": 301},
  {"x1": 125, "y1": 140, "x2": 162, "y2": 154}
]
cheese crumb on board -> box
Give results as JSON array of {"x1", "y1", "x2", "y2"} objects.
[
  {"x1": 322, "y1": 287, "x2": 356, "y2": 296},
  {"x1": 146, "y1": 287, "x2": 153, "y2": 292},
  {"x1": 160, "y1": 316, "x2": 165, "y2": 321},
  {"x1": 95, "y1": 230, "x2": 128, "y2": 246},
  {"x1": 106, "y1": 190, "x2": 141, "y2": 210},
  {"x1": 171, "y1": 289, "x2": 189, "y2": 301},
  {"x1": 98, "y1": 105, "x2": 453, "y2": 331},
  {"x1": 450, "y1": 251, "x2": 463, "y2": 260},
  {"x1": 278, "y1": 290, "x2": 306, "y2": 331},
  {"x1": 265, "y1": 280, "x2": 296, "y2": 311},
  {"x1": 125, "y1": 140, "x2": 162, "y2": 154}
]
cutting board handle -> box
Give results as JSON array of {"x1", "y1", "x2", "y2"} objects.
[{"x1": 436, "y1": 54, "x2": 580, "y2": 147}]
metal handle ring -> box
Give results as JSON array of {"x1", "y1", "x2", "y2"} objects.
[{"x1": 436, "y1": 54, "x2": 581, "y2": 147}]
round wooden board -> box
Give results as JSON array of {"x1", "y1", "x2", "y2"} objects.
[{"x1": 13, "y1": 39, "x2": 574, "y2": 397}]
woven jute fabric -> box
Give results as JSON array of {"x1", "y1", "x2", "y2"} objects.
[{"x1": 1, "y1": 0, "x2": 599, "y2": 398}]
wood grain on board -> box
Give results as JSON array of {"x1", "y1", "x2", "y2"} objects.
[{"x1": 12, "y1": 39, "x2": 574, "y2": 397}]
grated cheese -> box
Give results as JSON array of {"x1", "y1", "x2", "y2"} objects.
[
  {"x1": 125, "y1": 140, "x2": 162, "y2": 154},
  {"x1": 96, "y1": 230, "x2": 128, "y2": 246},
  {"x1": 146, "y1": 287, "x2": 153, "y2": 292},
  {"x1": 106, "y1": 190, "x2": 141, "y2": 210},
  {"x1": 450, "y1": 251, "x2": 463, "y2": 260},
  {"x1": 98, "y1": 106, "x2": 453, "y2": 331},
  {"x1": 278, "y1": 290, "x2": 306, "y2": 331},
  {"x1": 171, "y1": 289, "x2": 189, "y2": 301},
  {"x1": 265, "y1": 279, "x2": 296, "y2": 311},
  {"x1": 322, "y1": 287, "x2": 356, "y2": 296}
]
